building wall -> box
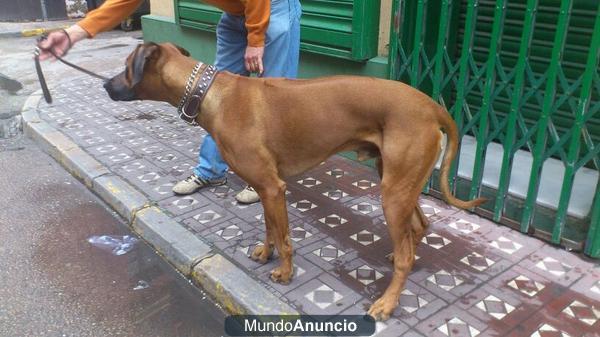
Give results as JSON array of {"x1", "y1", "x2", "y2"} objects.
[
  {"x1": 378, "y1": 0, "x2": 392, "y2": 57},
  {"x1": 150, "y1": 0, "x2": 174, "y2": 17}
]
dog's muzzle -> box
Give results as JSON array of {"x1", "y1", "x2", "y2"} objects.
[{"x1": 103, "y1": 74, "x2": 137, "y2": 101}]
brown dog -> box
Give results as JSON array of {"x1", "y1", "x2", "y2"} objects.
[{"x1": 104, "y1": 42, "x2": 485, "y2": 320}]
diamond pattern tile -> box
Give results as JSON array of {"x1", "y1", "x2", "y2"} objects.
[
  {"x1": 351, "y1": 201, "x2": 379, "y2": 215},
  {"x1": 350, "y1": 230, "x2": 380, "y2": 246},
  {"x1": 352, "y1": 179, "x2": 376, "y2": 190},
  {"x1": 421, "y1": 233, "x2": 451, "y2": 250},
  {"x1": 399, "y1": 289, "x2": 429, "y2": 314},
  {"x1": 530, "y1": 324, "x2": 571, "y2": 337},
  {"x1": 290, "y1": 199, "x2": 317, "y2": 212},
  {"x1": 427, "y1": 269, "x2": 464, "y2": 291},
  {"x1": 460, "y1": 252, "x2": 496, "y2": 272},
  {"x1": 491, "y1": 236, "x2": 523, "y2": 255},
  {"x1": 216, "y1": 225, "x2": 242, "y2": 241},
  {"x1": 290, "y1": 226, "x2": 313, "y2": 242},
  {"x1": 297, "y1": 177, "x2": 321, "y2": 188},
  {"x1": 313, "y1": 244, "x2": 345, "y2": 262},
  {"x1": 507, "y1": 275, "x2": 545, "y2": 297},
  {"x1": 305, "y1": 284, "x2": 343, "y2": 309},
  {"x1": 436, "y1": 317, "x2": 480, "y2": 337},
  {"x1": 448, "y1": 219, "x2": 480, "y2": 234},
  {"x1": 535, "y1": 257, "x2": 572, "y2": 277},
  {"x1": 322, "y1": 189, "x2": 348, "y2": 201},
  {"x1": 475, "y1": 295, "x2": 515, "y2": 319},
  {"x1": 318, "y1": 214, "x2": 347, "y2": 228},
  {"x1": 348, "y1": 264, "x2": 383, "y2": 285},
  {"x1": 562, "y1": 300, "x2": 599, "y2": 326}
]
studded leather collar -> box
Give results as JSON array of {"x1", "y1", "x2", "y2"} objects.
[{"x1": 177, "y1": 64, "x2": 218, "y2": 125}]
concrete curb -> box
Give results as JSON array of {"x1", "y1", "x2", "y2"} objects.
[
  {"x1": 193, "y1": 254, "x2": 297, "y2": 315},
  {"x1": 21, "y1": 90, "x2": 298, "y2": 316}
]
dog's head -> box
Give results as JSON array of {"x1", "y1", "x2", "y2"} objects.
[{"x1": 103, "y1": 42, "x2": 191, "y2": 102}]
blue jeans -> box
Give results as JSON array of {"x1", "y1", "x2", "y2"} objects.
[{"x1": 193, "y1": 0, "x2": 302, "y2": 180}]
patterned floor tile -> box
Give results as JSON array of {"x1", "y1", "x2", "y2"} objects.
[
  {"x1": 348, "y1": 264, "x2": 384, "y2": 285},
  {"x1": 562, "y1": 300, "x2": 599, "y2": 326},
  {"x1": 350, "y1": 230, "x2": 381, "y2": 246},
  {"x1": 520, "y1": 245, "x2": 590, "y2": 287},
  {"x1": 287, "y1": 274, "x2": 362, "y2": 315},
  {"x1": 312, "y1": 244, "x2": 346, "y2": 262},
  {"x1": 448, "y1": 219, "x2": 481, "y2": 235},
  {"x1": 507, "y1": 274, "x2": 546, "y2": 297},
  {"x1": 456, "y1": 284, "x2": 528, "y2": 334},
  {"x1": 322, "y1": 188, "x2": 350, "y2": 201},
  {"x1": 350, "y1": 201, "x2": 380, "y2": 215},
  {"x1": 415, "y1": 306, "x2": 488, "y2": 337},
  {"x1": 421, "y1": 232, "x2": 452, "y2": 250},
  {"x1": 488, "y1": 266, "x2": 567, "y2": 309},
  {"x1": 460, "y1": 251, "x2": 497, "y2": 272},
  {"x1": 529, "y1": 323, "x2": 572, "y2": 337},
  {"x1": 427, "y1": 269, "x2": 464, "y2": 291},
  {"x1": 318, "y1": 213, "x2": 348, "y2": 228},
  {"x1": 484, "y1": 230, "x2": 545, "y2": 262},
  {"x1": 290, "y1": 199, "x2": 318, "y2": 213}
]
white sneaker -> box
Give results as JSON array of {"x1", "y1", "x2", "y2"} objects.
[
  {"x1": 172, "y1": 174, "x2": 226, "y2": 195},
  {"x1": 235, "y1": 185, "x2": 260, "y2": 204}
]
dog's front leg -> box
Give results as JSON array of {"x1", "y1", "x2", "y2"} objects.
[
  {"x1": 255, "y1": 179, "x2": 294, "y2": 284},
  {"x1": 250, "y1": 221, "x2": 274, "y2": 264}
]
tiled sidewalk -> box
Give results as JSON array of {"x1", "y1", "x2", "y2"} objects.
[{"x1": 37, "y1": 76, "x2": 600, "y2": 337}]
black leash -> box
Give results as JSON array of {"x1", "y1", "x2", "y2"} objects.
[{"x1": 34, "y1": 29, "x2": 109, "y2": 104}]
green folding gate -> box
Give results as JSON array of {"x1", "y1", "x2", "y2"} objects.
[{"x1": 389, "y1": 0, "x2": 600, "y2": 257}]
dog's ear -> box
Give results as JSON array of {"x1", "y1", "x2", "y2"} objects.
[
  {"x1": 174, "y1": 44, "x2": 191, "y2": 56},
  {"x1": 131, "y1": 42, "x2": 160, "y2": 87}
]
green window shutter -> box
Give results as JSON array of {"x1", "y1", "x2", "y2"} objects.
[
  {"x1": 176, "y1": 0, "x2": 222, "y2": 32},
  {"x1": 175, "y1": 0, "x2": 380, "y2": 61}
]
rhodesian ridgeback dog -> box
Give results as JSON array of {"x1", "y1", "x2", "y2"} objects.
[{"x1": 104, "y1": 42, "x2": 485, "y2": 320}]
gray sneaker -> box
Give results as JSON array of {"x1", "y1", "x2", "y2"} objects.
[
  {"x1": 172, "y1": 174, "x2": 226, "y2": 195},
  {"x1": 235, "y1": 185, "x2": 260, "y2": 204}
]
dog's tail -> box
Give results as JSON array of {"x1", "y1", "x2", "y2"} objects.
[{"x1": 436, "y1": 106, "x2": 487, "y2": 209}]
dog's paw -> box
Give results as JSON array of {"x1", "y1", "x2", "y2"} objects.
[
  {"x1": 367, "y1": 297, "x2": 397, "y2": 321},
  {"x1": 270, "y1": 266, "x2": 292, "y2": 284},
  {"x1": 250, "y1": 244, "x2": 272, "y2": 264},
  {"x1": 385, "y1": 252, "x2": 394, "y2": 263}
]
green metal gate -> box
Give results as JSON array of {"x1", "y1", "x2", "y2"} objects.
[{"x1": 388, "y1": 0, "x2": 600, "y2": 257}]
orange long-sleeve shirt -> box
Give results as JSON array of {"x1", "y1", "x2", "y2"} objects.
[{"x1": 78, "y1": 0, "x2": 270, "y2": 47}]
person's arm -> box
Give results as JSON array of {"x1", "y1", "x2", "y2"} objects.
[
  {"x1": 243, "y1": 0, "x2": 270, "y2": 74},
  {"x1": 38, "y1": 0, "x2": 143, "y2": 61}
]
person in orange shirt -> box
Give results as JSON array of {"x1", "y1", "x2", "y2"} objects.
[{"x1": 38, "y1": 0, "x2": 302, "y2": 204}]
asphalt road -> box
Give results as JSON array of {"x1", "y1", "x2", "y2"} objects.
[
  {"x1": 0, "y1": 134, "x2": 226, "y2": 337},
  {"x1": 0, "y1": 30, "x2": 227, "y2": 337}
]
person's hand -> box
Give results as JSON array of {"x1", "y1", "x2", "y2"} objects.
[
  {"x1": 37, "y1": 25, "x2": 89, "y2": 61},
  {"x1": 244, "y1": 46, "x2": 264, "y2": 75}
]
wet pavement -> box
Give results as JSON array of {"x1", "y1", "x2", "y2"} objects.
[
  {"x1": 33, "y1": 72, "x2": 600, "y2": 336},
  {"x1": 0, "y1": 135, "x2": 226, "y2": 337}
]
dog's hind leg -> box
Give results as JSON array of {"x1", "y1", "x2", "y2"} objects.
[
  {"x1": 368, "y1": 135, "x2": 439, "y2": 320},
  {"x1": 385, "y1": 205, "x2": 429, "y2": 263},
  {"x1": 367, "y1": 185, "x2": 420, "y2": 320},
  {"x1": 376, "y1": 156, "x2": 430, "y2": 264}
]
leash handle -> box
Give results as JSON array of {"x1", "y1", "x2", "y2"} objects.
[
  {"x1": 34, "y1": 30, "x2": 109, "y2": 104},
  {"x1": 34, "y1": 48, "x2": 53, "y2": 104}
]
